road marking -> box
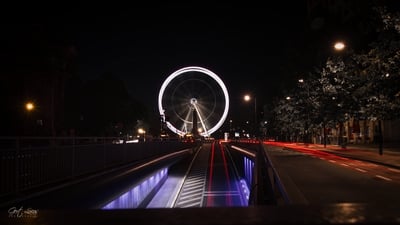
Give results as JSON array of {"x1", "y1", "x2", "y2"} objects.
[
  {"x1": 388, "y1": 168, "x2": 400, "y2": 173},
  {"x1": 355, "y1": 168, "x2": 367, "y2": 173},
  {"x1": 179, "y1": 192, "x2": 202, "y2": 200},
  {"x1": 375, "y1": 175, "x2": 392, "y2": 181},
  {"x1": 176, "y1": 196, "x2": 202, "y2": 205},
  {"x1": 341, "y1": 163, "x2": 349, "y2": 167},
  {"x1": 329, "y1": 160, "x2": 336, "y2": 163}
]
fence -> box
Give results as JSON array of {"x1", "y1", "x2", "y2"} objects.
[
  {"x1": 0, "y1": 136, "x2": 195, "y2": 199},
  {"x1": 228, "y1": 139, "x2": 289, "y2": 205}
]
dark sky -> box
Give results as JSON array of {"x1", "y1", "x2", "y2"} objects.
[{"x1": 63, "y1": 3, "x2": 311, "y2": 123}]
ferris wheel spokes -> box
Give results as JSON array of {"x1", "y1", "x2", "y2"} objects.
[
  {"x1": 181, "y1": 108, "x2": 192, "y2": 134},
  {"x1": 192, "y1": 103, "x2": 208, "y2": 137},
  {"x1": 158, "y1": 66, "x2": 229, "y2": 137}
]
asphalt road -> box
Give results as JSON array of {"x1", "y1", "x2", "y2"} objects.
[{"x1": 265, "y1": 144, "x2": 400, "y2": 204}]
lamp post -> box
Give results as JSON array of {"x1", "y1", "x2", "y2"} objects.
[
  {"x1": 244, "y1": 94, "x2": 257, "y2": 138},
  {"x1": 333, "y1": 41, "x2": 347, "y2": 147},
  {"x1": 138, "y1": 128, "x2": 146, "y2": 142},
  {"x1": 298, "y1": 78, "x2": 310, "y2": 144},
  {"x1": 24, "y1": 101, "x2": 35, "y2": 135}
]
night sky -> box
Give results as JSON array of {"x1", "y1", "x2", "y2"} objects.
[
  {"x1": 3, "y1": 1, "x2": 400, "y2": 135},
  {"x1": 67, "y1": 3, "x2": 311, "y2": 122}
]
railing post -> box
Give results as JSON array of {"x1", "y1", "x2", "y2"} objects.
[
  {"x1": 103, "y1": 137, "x2": 106, "y2": 169},
  {"x1": 71, "y1": 136, "x2": 75, "y2": 177},
  {"x1": 249, "y1": 151, "x2": 258, "y2": 205},
  {"x1": 15, "y1": 137, "x2": 20, "y2": 195},
  {"x1": 123, "y1": 140, "x2": 127, "y2": 163},
  {"x1": 250, "y1": 140, "x2": 276, "y2": 205}
]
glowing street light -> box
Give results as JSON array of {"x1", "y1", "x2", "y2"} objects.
[
  {"x1": 138, "y1": 128, "x2": 146, "y2": 142},
  {"x1": 334, "y1": 41, "x2": 345, "y2": 51},
  {"x1": 25, "y1": 102, "x2": 35, "y2": 111}
]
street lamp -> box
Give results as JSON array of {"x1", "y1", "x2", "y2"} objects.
[
  {"x1": 138, "y1": 128, "x2": 146, "y2": 142},
  {"x1": 298, "y1": 78, "x2": 310, "y2": 144},
  {"x1": 25, "y1": 102, "x2": 35, "y2": 112},
  {"x1": 244, "y1": 94, "x2": 257, "y2": 137},
  {"x1": 333, "y1": 41, "x2": 348, "y2": 147},
  {"x1": 334, "y1": 41, "x2": 346, "y2": 51}
]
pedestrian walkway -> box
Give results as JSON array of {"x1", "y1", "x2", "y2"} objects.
[{"x1": 265, "y1": 141, "x2": 400, "y2": 170}]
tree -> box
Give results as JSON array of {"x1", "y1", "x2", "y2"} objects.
[
  {"x1": 79, "y1": 73, "x2": 148, "y2": 136},
  {"x1": 316, "y1": 52, "x2": 364, "y2": 147},
  {"x1": 271, "y1": 94, "x2": 303, "y2": 142},
  {"x1": 353, "y1": 7, "x2": 400, "y2": 154}
]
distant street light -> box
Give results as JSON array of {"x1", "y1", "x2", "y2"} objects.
[
  {"x1": 138, "y1": 128, "x2": 146, "y2": 142},
  {"x1": 334, "y1": 41, "x2": 346, "y2": 51},
  {"x1": 25, "y1": 102, "x2": 35, "y2": 111}
]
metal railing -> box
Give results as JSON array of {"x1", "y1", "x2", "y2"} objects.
[
  {"x1": 0, "y1": 136, "x2": 195, "y2": 199},
  {"x1": 228, "y1": 139, "x2": 290, "y2": 205}
]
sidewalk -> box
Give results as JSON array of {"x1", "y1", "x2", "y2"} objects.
[{"x1": 298, "y1": 142, "x2": 400, "y2": 170}]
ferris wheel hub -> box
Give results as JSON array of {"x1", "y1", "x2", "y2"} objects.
[{"x1": 190, "y1": 98, "x2": 198, "y2": 105}]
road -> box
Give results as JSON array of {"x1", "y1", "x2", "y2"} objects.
[
  {"x1": 149, "y1": 141, "x2": 248, "y2": 208},
  {"x1": 265, "y1": 143, "x2": 400, "y2": 204}
]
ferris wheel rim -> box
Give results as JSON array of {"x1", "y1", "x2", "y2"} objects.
[{"x1": 158, "y1": 66, "x2": 229, "y2": 136}]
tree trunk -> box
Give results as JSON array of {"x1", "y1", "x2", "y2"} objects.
[
  {"x1": 323, "y1": 123, "x2": 327, "y2": 148},
  {"x1": 338, "y1": 121, "x2": 343, "y2": 146},
  {"x1": 362, "y1": 120, "x2": 367, "y2": 144},
  {"x1": 378, "y1": 120, "x2": 383, "y2": 155},
  {"x1": 51, "y1": 79, "x2": 56, "y2": 137}
]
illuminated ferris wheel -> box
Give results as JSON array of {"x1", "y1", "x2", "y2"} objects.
[{"x1": 158, "y1": 66, "x2": 229, "y2": 137}]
